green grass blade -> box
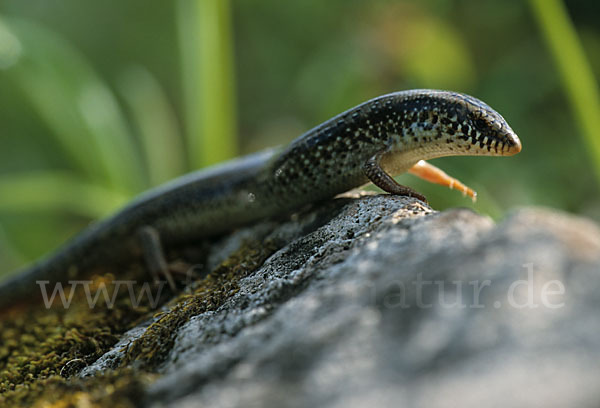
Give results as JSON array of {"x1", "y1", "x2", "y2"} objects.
[
  {"x1": 0, "y1": 18, "x2": 146, "y2": 193},
  {"x1": 0, "y1": 225, "x2": 26, "y2": 274},
  {"x1": 177, "y1": 0, "x2": 238, "y2": 168},
  {"x1": 529, "y1": 0, "x2": 600, "y2": 184},
  {"x1": 119, "y1": 66, "x2": 187, "y2": 185},
  {"x1": 0, "y1": 172, "x2": 129, "y2": 218}
]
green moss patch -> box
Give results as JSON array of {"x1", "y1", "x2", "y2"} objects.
[
  {"x1": 0, "y1": 238, "x2": 278, "y2": 407},
  {"x1": 123, "y1": 239, "x2": 279, "y2": 368}
]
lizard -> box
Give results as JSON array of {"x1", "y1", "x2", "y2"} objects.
[{"x1": 0, "y1": 89, "x2": 521, "y2": 310}]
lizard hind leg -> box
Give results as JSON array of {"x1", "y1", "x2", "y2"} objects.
[
  {"x1": 363, "y1": 152, "x2": 428, "y2": 203},
  {"x1": 408, "y1": 160, "x2": 477, "y2": 202},
  {"x1": 137, "y1": 226, "x2": 177, "y2": 291}
]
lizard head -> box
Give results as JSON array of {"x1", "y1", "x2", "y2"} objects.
[
  {"x1": 394, "y1": 90, "x2": 522, "y2": 158},
  {"x1": 445, "y1": 91, "x2": 521, "y2": 156}
]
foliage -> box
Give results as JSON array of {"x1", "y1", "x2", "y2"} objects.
[{"x1": 529, "y1": 0, "x2": 600, "y2": 182}]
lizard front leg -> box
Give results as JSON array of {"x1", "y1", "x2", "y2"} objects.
[{"x1": 363, "y1": 151, "x2": 428, "y2": 202}]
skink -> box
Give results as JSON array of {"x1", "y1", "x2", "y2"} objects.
[{"x1": 0, "y1": 89, "x2": 521, "y2": 309}]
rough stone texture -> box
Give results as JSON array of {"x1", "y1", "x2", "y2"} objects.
[{"x1": 88, "y1": 194, "x2": 600, "y2": 408}]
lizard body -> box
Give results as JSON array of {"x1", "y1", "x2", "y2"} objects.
[{"x1": 0, "y1": 90, "x2": 521, "y2": 309}]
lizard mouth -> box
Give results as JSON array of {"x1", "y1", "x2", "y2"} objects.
[{"x1": 457, "y1": 130, "x2": 522, "y2": 156}]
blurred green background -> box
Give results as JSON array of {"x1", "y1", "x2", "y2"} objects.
[{"x1": 0, "y1": 0, "x2": 599, "y2": 277}]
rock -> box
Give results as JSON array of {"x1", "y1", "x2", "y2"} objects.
[{"x1": 93, "y1": 194, "x2": 599, "y2": 408}]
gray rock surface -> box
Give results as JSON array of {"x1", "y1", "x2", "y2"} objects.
[{"x1": 93, "y1": 194, "x2": 600, "y2": 407}]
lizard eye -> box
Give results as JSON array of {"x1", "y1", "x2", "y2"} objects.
[{"x1": 473, "y1": 117, "x2": 488, "y2": 132}]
